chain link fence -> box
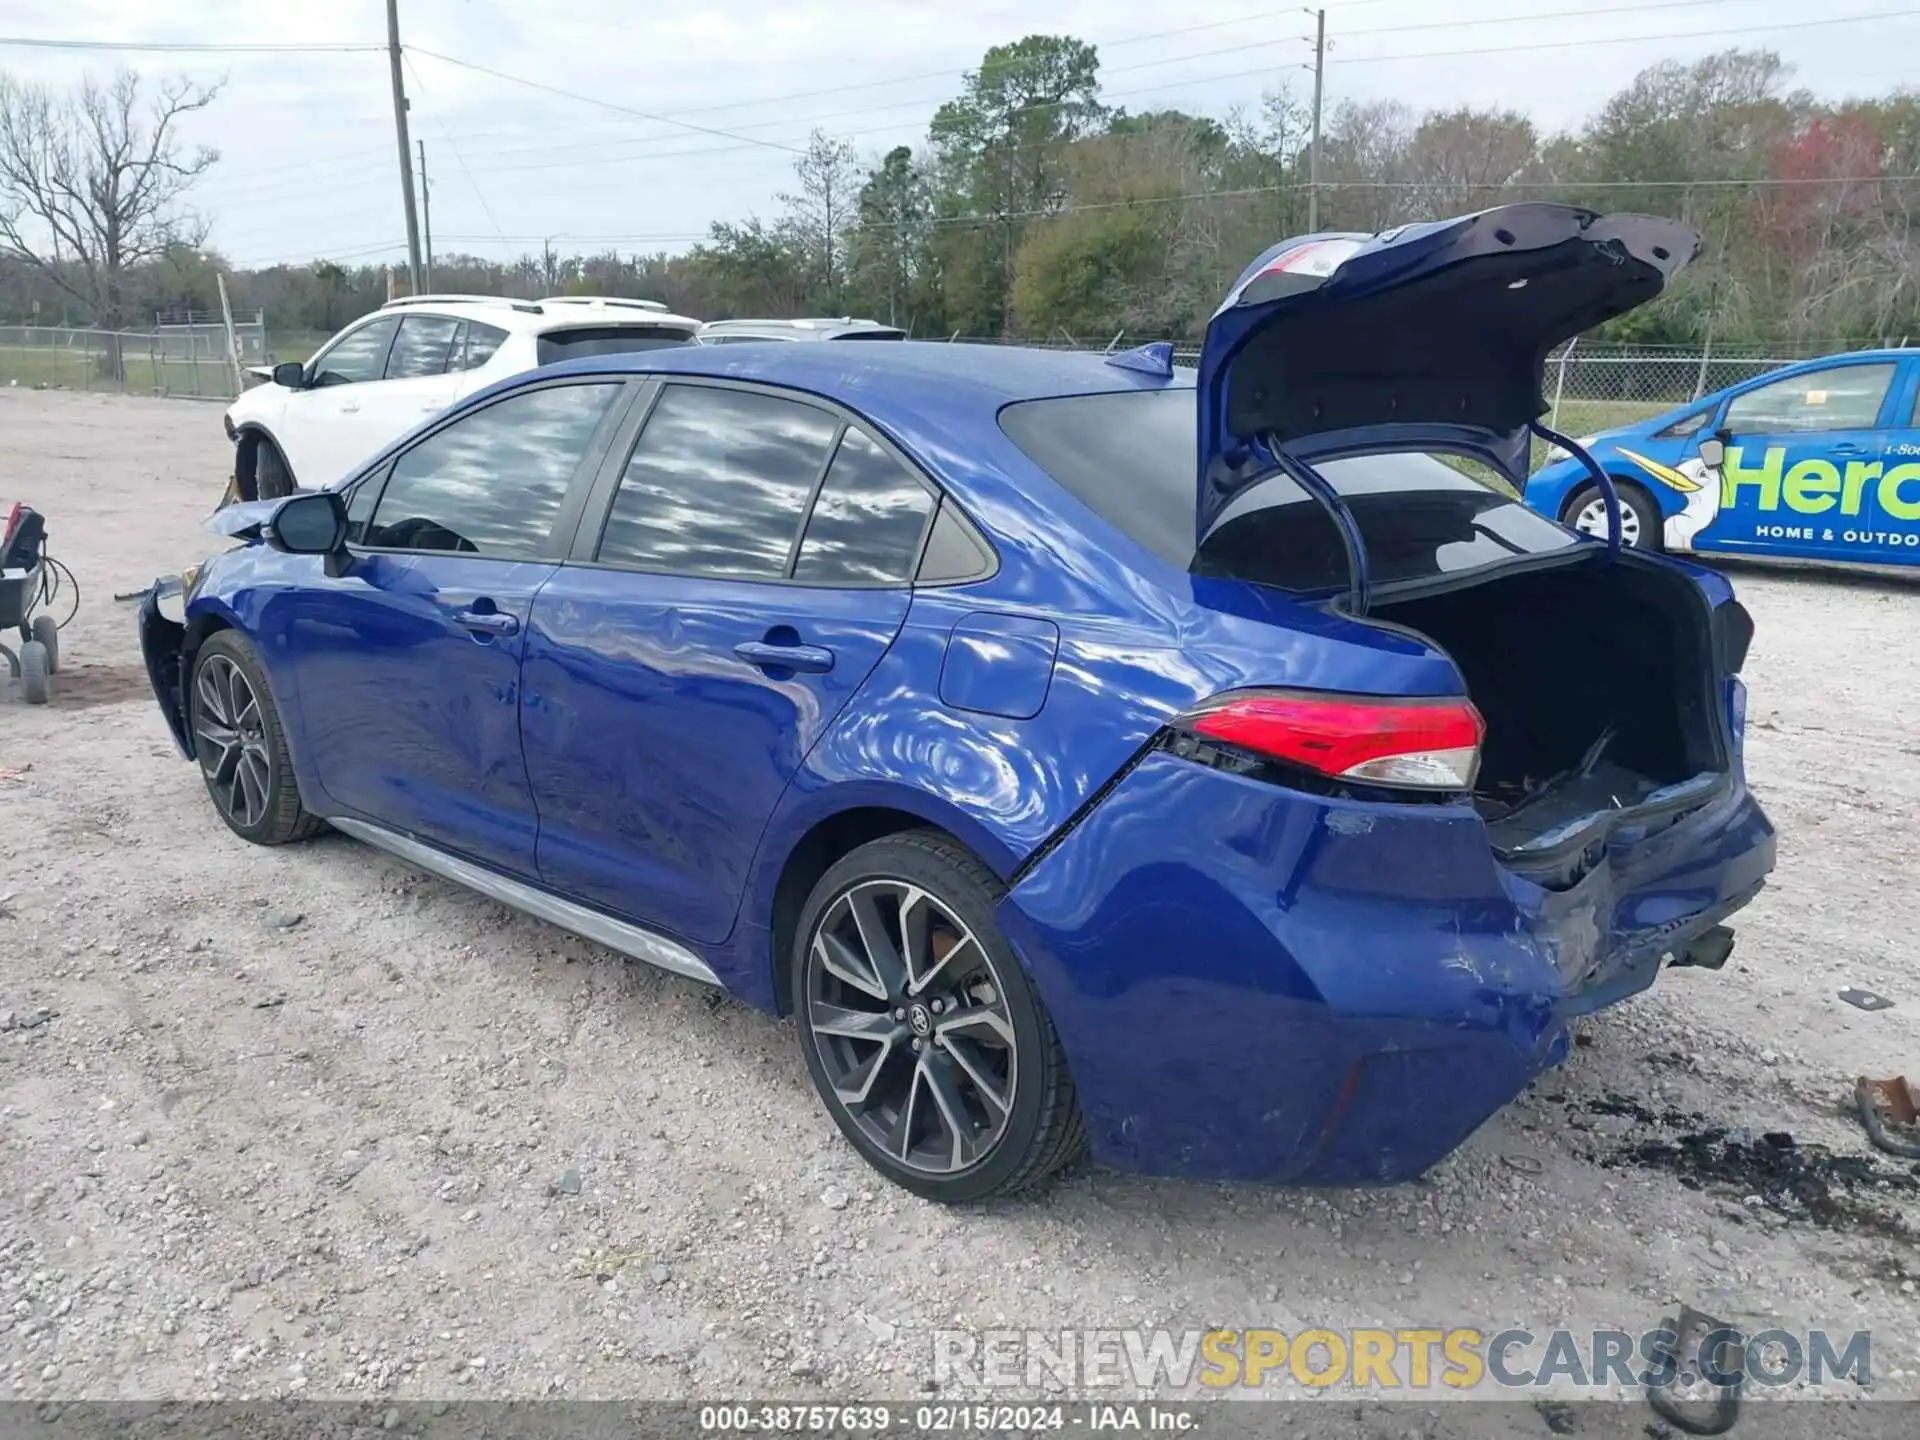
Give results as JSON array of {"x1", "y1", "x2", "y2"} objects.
[{"x1": 0, "y1": 312, "x2": 268, "y2": 400}]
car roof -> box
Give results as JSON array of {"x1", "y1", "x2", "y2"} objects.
[
  {"x1": 530, "y1": 339, "x2": 1189, "y2": 411},
  {"x1": 699, "y1": 317, "x2": 905, "y2": 340},
  {"x1": 377, "y1": 295, "x2": 701, "y2": 335}
]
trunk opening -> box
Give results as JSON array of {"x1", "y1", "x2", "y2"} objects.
[{"x1": 1366, "y1": 555, "x2": 1726, "y2": 862}]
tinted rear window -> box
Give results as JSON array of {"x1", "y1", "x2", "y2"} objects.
[
  {"x1": 537, "y1": 326, "x2": 695, "y2": 365},
  {"x1": 998, "y1": 388, "x2": 1576, "y2": 592}
]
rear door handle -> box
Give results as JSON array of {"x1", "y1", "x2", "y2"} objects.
[
  {"x1": 734, "y1": 640, "x2": 834, "y2": 674},
  {"x1": 455, "y1": 609, "x2": 519, "y2": 637},
  {"x1": 1830, "y1": 441, "x2": 1864, "y2": 456},
  {"x1": 338, "y1": 402, "x2": 361, "y2": 414}
]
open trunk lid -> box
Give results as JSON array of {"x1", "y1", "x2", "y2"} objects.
[{"x1": 1195, "y1": 203, "x2": 1700, "y2": 543}]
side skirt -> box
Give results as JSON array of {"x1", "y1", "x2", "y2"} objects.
[{"x1": 328, "y1": 817, "x2": 722, "y2": 988}]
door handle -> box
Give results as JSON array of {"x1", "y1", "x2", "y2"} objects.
[
  {"x1": 734, "y1": 640, "x2": 834, "y2": 674},
  {"x1": 338, "y1": 402, "x2": 361, "y2": 414},
  {"x1": 455, "y1": 609, "x2": 519, "y2": 637},
  {"x1": 1831, "y1": 442, "x2": 1864, "y2": 456}
]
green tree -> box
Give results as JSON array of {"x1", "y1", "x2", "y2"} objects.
[
  {"x1": 928, "y1": 35, "x2": 1107, "y2": 332},
  {"x1": 846, "y1": 146, "x2": 933, "y2": 328}
]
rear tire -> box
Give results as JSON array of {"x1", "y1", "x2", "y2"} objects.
[
  {"x1": 254, "y1": 436, "x2": 295, "y2": 501},
  {"x1": 1565, "y1": 481, "x2": 1661, "y2": 550},
  {"x1": 187, "y1": 631, "x2": 321, "y2": 845},
  {"x1": 792, "y1": 830, "x2": 1086, "y2": 1203},
  {"x1": 29, "y1": 614, "x2": 57, "y2": 673}
]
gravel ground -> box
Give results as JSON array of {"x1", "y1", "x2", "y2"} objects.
[{"x1": 1, "y1": 389, "x2": 1916, "y2": 1427}]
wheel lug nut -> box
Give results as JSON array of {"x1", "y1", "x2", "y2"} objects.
[
  {"x1": 893, "y1": 1008, "x2": 905, "y2": 1021},
  {"x1": 911, "y1": 1038, "x2": 925, "y2": 1053},
  {"x1": 930, "y1": 998, "x2": 945, "y2": 1014}
]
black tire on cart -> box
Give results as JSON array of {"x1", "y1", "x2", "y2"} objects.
[
  {"x1": 19, "y1": 639, "x2": 50, "y2": 705},
  {"x1": 29, "y1": 614, "x2": 57, "y2": 673}
]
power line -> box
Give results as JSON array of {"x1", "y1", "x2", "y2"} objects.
[
  {"x1": 1333, "y1": 6, "x2": 1920, "y2": 65},
  {"x1": 442, "y1": 3, "x2": 1306, "y2": 123},
  {"x1": 185, "y1": 0, "x2": 1792, "y2": 195},
  {"x1": 403, "y1": 52, "x2": 508, "y2": 248},
  {"x1": 201, "y1": 2, "x2": 1920, "y2": 222},
  {"x1": 391, "y1": 0, "x2": 1759, "y2": 161},
  {"x1": 405, "y1": 46, "x2": 807, "y2": 155},
  {"x1": 259, "y1": 162, "x2": 1911, "y2": 264},
  {"x1": 419, "y1": 172, "x2": 1917, "y2": 249},
  {"x1": 0, "y1": 36, "x2": 383, "y2": 53}
]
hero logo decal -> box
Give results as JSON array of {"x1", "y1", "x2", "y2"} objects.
[
  {"x1": 1612, "y1": 446, "x2": 1720, "y2": 551},
  {"x1": 1615, "y1": 446, "x2": 1703, "y2": 495}
]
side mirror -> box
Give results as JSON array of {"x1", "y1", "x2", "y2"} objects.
[
  {"x1": 271, "y1": 361, "x2": 307, "y2": 389},
  {"x1": 264, "y1": 491, "x2": 348, "y2": 556},
  {"x1": 1697, "y1": 437, "x2": 1726, "y2": 469}
]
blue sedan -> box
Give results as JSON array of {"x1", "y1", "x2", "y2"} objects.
[
  {"x1": 1526, "y1": 348, "x2": 1920, "y2": 565},
  {"x1": 139, "y1": 204, "x2": 1774, "y2": 1201}
]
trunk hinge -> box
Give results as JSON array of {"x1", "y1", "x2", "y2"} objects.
[
  {"x1": 1261, "y1": 435, "x2": 1373, "y2": 616},
  {"x1": 1531, "y1": 419, "x2": 1621, "y2": 560}
]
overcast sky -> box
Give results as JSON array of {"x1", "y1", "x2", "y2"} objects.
[{"x1": 1, "y1": 0, "x2": 1914, "y2": 269}]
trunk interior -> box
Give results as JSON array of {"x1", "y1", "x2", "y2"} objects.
[{"x1": 1367, "y1": 556, "x2": 1725, "y2": 858}]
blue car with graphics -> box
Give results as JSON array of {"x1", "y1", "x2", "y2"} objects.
[
  {"x1": 1526, "y1": 349, "x2": 1920, "y2": 565},
  {"x1": 137, "y1": 204, "x2": 1774, "y2": 1202}
]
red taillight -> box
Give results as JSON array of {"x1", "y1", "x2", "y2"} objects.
[{"x1": 1184, "y1": 691, "x2": 1484, "y2": 791}]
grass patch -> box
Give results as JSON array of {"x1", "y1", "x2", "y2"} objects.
[{"x1": 0, "y1": 344, "x2": 236, "y2": 398}]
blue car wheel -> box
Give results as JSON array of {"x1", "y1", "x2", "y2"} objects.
[
  {"x1": 793, "y1": 831, "x2": 1086, "y2": 1203},
  {"x1": 188, "y1": 631, "x2": 323, "y2": 846}
]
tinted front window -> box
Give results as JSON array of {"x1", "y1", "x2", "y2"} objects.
[
  {"x1": 365, "y1": 383, "x2": 618, "y2": 556},
  {"x1": 536, "y1": 326, "x2": 695, "y2": 365},
  {"x1": 386, "y1": 314, "x2": 462, "y2": 378},
  {"x1": 596, "y1": 385, "x2": 840, "y2": 578},
  {"x1": 312, "y1": 317, "x2": 399, "y2": 387},
  {"x1": 1724, "y1": 363, "x2": 1895, "y2": 434},
  {"x1": 794, "y1": 428, "x2": 934, "y2": 584},
  {"x1": 999, "y1": 388, "x2": 1575, "y2": 591},
  {"x1": 1656, "y1": 407, "x2": 1711, "y2": 439}
]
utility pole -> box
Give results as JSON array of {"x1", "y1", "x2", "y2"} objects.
[
  {"x1": 1308, "y1": 8, "x2": 1326, "y2": 233},
  {"x1": 417, "y1": 139, "x2": 434, "y2": 291},
  {"x1": 386, "y1": 0, "x2": 424, "y2": 292}
]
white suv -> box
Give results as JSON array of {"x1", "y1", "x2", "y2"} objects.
[{"x1": 225, "y1": 295, "x2": 702, "y2": 499}]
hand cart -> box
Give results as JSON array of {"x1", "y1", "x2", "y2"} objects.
[{"x1": 2, "y1": 503, "x2": 68, "y2": 706}]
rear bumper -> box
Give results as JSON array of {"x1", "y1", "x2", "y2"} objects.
[
  {"x1": 137, "y1": 577, "x2": 193, "y2": 759},
  {"x1": 1001, "y1": 750, "x2": 1774, "y2": 1186}
]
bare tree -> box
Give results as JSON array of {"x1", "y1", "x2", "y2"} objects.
[
  {"x1": 0, "y1": 69, "x2": 220, "y2": 372},
  {"x1": 779, "y1": 129, "x2": 864, "y2": 312}
]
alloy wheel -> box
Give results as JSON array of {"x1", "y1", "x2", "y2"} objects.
[
  {"x1": 804, "y1": 880, "x2": 1017, "y2": 1176},
  {"x1": 1573, "y1": 495, "x2": 1641, "y2": 546},
  {"x1": 193, "y1": 654, "x2": 273, "y2": 829}
]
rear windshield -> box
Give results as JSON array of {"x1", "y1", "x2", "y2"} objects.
[
  {"x1": 536, "y1": 326, "x2": 696, "y2": 365},
  {"x1": 998, "y1": 388, "x2": 1577, "y2": 592}
]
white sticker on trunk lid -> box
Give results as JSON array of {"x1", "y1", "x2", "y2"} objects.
[{"x1": 1261, "y1": 237, "x2": 1364, "y2": 281}]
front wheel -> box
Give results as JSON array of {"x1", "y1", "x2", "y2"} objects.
[
  {"x1": 187, "y1": 631, "x2": 321, "y2": 845},
  {"x1": 793, "y1": 831, "x2": 1085, "y2": 1203},
  {"x1": 1566, "y1": 481, "x2": 1661, "y2": 550},
  {"x1": 29, "y1": 614, "x2": 58, "y2": 672}
]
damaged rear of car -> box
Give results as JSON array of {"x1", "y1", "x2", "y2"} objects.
[{"x1": 997, "y1": 204, "x2": 1774, "y2": 1184}]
